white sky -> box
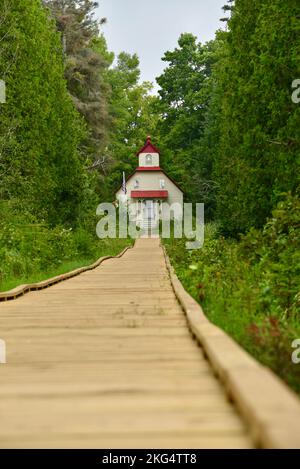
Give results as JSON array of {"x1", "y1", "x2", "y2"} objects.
[{"x1": 96, "y1": 0, "x2": 226, "y2": 90}]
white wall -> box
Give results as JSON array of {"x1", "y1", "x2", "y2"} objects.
[
  {"x1": 116, "y1": 170, "x2": 183, "y2": 221},
  {"x1": 138, "y1": 153, "x2": 160, "y2": 167}
]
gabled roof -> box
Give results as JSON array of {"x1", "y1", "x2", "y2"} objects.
[
  {"x1": 115, "y1": 168, "x2": 183, "y2": 194},
  {"x1": 136, "y1": 136, "x2": 160, "y2": 155}
]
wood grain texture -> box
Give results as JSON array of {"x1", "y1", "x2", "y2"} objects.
[
  {"x1": 163, "y1": 244, "x2": 300, "y2": 449},
  {"x1": 0, "y1": 238, "x2": 254, "y2": 448},
  {"x1": 0, "y1": 246, "x2": 132, "y2": 301}
]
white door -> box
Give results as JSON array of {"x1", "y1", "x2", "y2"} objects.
[{"x1": 144, "y1": 200, "x2": 154, "y2": 220}]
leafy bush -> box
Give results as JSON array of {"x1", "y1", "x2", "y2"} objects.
[
  {"x1": 0, "y1": 202, "x2": 132, "y2": 291},
  {"x1": 164, "y1": 191, "x2": 300, "y2": 393}
]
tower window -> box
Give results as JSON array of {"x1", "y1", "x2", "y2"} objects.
[
  {"x1": 145, "y1": 154, "x2": 152, "y2": 165},
  {"x1": 134, "y1": 179, "x2": 139, "y2": 188},
  {"x1": 160, "y1": 179, "x2": 165, "y2": 189}
]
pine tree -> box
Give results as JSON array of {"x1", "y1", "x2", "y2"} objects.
[
  {"x1": 0, "y1": 0, "x2": 86, "y2": 225},
  {"x1": 43, "y1": 0, "x2": 111, "y2": 170},
  {"x1": 212, "y1": 0, "x2": 300, "y2": 234}
]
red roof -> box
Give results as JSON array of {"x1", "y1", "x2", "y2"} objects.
[
  {"x1": 136, "y1": 136, "x2": 160, "y2": 155},
  {"x1": 131, "y1": 190, "x2": 168, "y2": 199},
  {"x1": 136, "y1": 166, "x2": 161, "y2": 171}
]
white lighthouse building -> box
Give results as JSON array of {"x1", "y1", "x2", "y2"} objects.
[{"x1": 115, "y1": 136, "x2": 183, "y2": 230}]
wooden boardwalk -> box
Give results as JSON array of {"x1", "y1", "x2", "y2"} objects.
[
  {"x1": 1, "y1": 236, "x2": 300, "y2": 449},
  {"x1": 0, "y1": 238, "x2": 256, "y2": 448}
]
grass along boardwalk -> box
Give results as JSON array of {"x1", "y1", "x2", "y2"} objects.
[{"x1": 0, "y1": 238, "x2": 299, "y2": 448}]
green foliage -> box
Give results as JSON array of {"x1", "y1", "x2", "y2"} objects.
[
  {"x1": 100, "y1": 50, "x2": 160, "y2": 199},
  {"x1": 44, "y1": 0, "x2": 111, "y2": 170},
  {"x1": 1, "y1": 0, "x2": 299, "y2": 398},
  {"x1": 164, "y1": 191, "x2": 300, "y2": 393},
  {"x1": 156, "y1": 34, "x2": 218, "y2": 207},
  {"x1": 212, "y1": 0, "x2": 300, "y2": 234},
  {"x1": 0, "y1": 201, "x2": 132, "y2": 291},
  {"x1": 240, "y1": 190, "x2": 300, "y2": 318},
  {"x1": 0, "y1": 0, "x2": 154, "y2": 294},
  {"x1": 158, "y1": 1, "x2": 300, "y2": 394},
  {"x1": 0, "y1": 0, "x2": 86, "y2": 226},
  {"x1": 155, "y1": 2, "x2": 300, "y2": 229}
]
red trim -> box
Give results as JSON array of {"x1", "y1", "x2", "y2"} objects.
[
  {"x1": 137, "y1": 166, "x2": 161, "y2": 171},
  {"x1": 136, "y1": 136, "x2": 160, "y2": 155},
  {"x1": 131, "y1": 190, "x2": 168, "y2": 199}
]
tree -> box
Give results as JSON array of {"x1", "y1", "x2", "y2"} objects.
[
  {"x1": 212, "y1": 0, "x2": 300, "y2": 234},
  {"x1": 0, "y1": 0, "x2": 86, "y2": 226},
  {"x1": 97, "y1": 48, "x2": 159, "y2": 199},
  {"x1": 156, "y1": 33, "x2": 218, "y2": 206},
  {"x1": 43, "y1": 0, "x2": 111, "y2": 169}
]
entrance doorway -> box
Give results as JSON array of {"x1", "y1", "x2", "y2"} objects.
[{"x1": 144, "y1": 200, "x2": 154, "y2": 220}]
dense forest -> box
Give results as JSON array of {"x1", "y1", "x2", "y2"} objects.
[{"x1": 0, "y1": 1, "x2": 299, "y2": 390}]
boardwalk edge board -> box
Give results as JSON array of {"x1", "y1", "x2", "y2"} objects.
[
  {"x1": 0, "y1": 245, "x2": 133, "y2": 302},
  {"x1": 162, "y1": 243, "x2": 300, "y2": 449}
]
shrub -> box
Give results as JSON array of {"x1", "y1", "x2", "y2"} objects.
[{"x1": 164, "y1": 191, "x2": 300, "y2": 393}]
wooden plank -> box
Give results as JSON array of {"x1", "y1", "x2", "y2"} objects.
[
  {"x1": 0, "y1": 238, "x2": 254, "y2": 448},
  {"x1": 163, "y1": 243, "x2": 300, "y2": 449},
  {"x1": 0, "y1": 247, "x2": 132, "y2": 301}
]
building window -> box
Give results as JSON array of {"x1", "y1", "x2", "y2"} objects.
[
  {"x1": 160, "y1": 179, "x2": 165, "y2": 189},
  {"x1": 134, "y1": 179, "x2": 139, "y2": 188},
  {"x1": 145, "y1": 154, "x2": 152, "y2": 165}
]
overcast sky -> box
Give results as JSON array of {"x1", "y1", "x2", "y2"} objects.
[{"x1": 96, "y1": 0, "x2": 226, "y2": 90}]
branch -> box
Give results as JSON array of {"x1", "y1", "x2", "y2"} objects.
[{"x1": 267, "y1": 140, "x2": 290, "y2": 147}]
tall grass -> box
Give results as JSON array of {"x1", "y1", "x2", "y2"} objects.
[
  {"x1": 164, "y1": 192, "x2": 300, "y2": 394},
  {"x1": 0, "y1": 205, "x2": 133, "y2": 291}
]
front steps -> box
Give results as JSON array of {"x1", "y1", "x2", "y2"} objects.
[{"x1": 141, "y1": 219, "x2": 159, "y2": 236}]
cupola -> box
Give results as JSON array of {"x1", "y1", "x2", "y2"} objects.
[{"x1": 136, "y1": 136, "x2": 160, "y2": 170}]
